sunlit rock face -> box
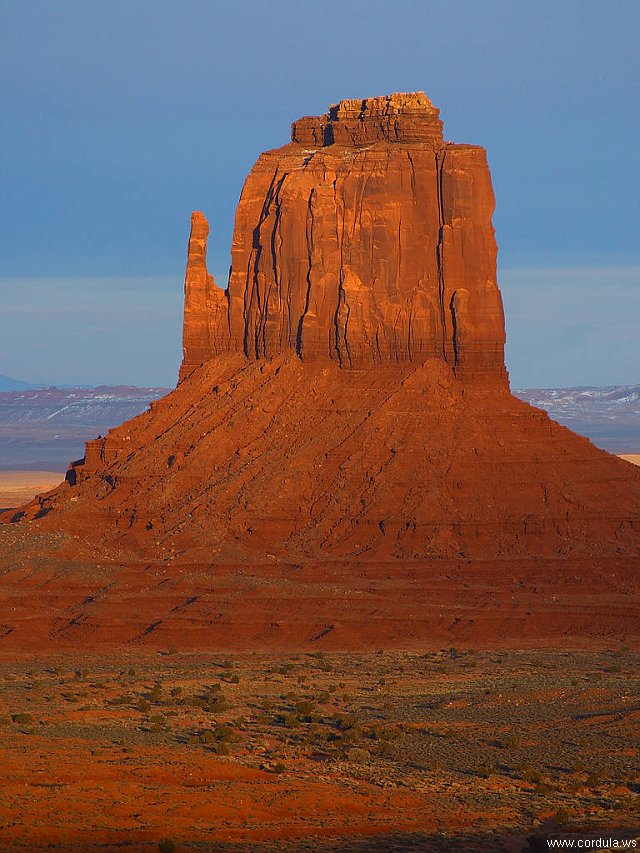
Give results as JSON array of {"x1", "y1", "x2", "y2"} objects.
[
  {"x1": 4, "y1": 93, "x2": 640, "y2": 653},
  {"x1": 181, "y1": 92, "x2": 507, "y2": 387}
]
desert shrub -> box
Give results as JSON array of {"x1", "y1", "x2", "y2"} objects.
[
  {"x1": 0, "y1": 715, "x2": 11, "y2": 726},
  {"x1": 522, "y1": 767, "x2": 544, "y2": 785},
  {"x1": 301, "y1": 722, "x2": 322, "y2": 743},
  {"x1": 565, "y1": 775, "x2": 582, "y2": 793},
  {"x1": 137, "y1": 699, "x2": 151, "y2": 713},
  {"x1": 206, "y1": 694, "x2": 228, "y2": 713},
  {"x1": 347, "y1": 747, "x2": 371, "y2": 763},
  {"x1": 61, "y1": 692, "x2": 81, "y2": 703},
  {"x1": 370, "y1": 724, "x2": 392, "y2": 742},
  {"x1": 295, "y1": 700, "x2": 314, "y2": 717},
  {"x1": 344, "y1": 724, "x2": 364, "y2": 743},
  {"x1": 158, "y1": 841, "x2": 176, "y2": 853},
  {"x1": 282, "y1": 712, "x2": 300, "y2": 729},
  {"x1": 335, "y1": 713, "x2": 357, "y2": 731},
  {"x1": 554, "y1": 806, "x2": 570, "y2": 825},
  {"x1": 493, "y1": 732, "x2": 519, "y2": 750},
  {"x1": 189, "y1": 724, "x2": 241, "y2": 749},
  {"x1": 213, "y1": 723, "x2": 241, "y2": 743},
  {"x1": 375, "y1": 741, "x2": 394, "y2": 758},
  {"x1": 149, "y1": 683, "x2": 162, "y2": 702},
  {"x1": 170, "y1": 686, "x2": 182, "y2": 697},
  {"x1": 586, "y1": 770, "x2": 601, "y2": 788},
  {"x1": 229, "y1": 674, "x2": 240, "y2": 684},
  {"x1": 272, "y1": 762, "x2": 286, "y2": 774},
  {"x1": 12, "y1": 713, "x2": 34, "y2": 725}
]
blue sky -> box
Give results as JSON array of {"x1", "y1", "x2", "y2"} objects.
[{"x1": 1, "y1": 0, "x2": 638, "y2": 387}]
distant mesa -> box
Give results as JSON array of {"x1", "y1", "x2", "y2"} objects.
[
  {"x1": 1, "y1": 93, "x2": 639, "y2": 651},
  {"x1": 0, "y1": 373, "x2": 46, "y2": 392}
]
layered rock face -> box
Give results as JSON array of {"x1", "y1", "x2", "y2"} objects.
[
  {"x1": 181, "y1": 92, "x2": 507, "y2": 385},
  {"x1": 179, "y1": 212, "x2": 228, "y2": 381},
  {"x1": 2, "y1": 92, "x2": 640, "y2": 651}
]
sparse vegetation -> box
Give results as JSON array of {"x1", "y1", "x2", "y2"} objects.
[
  {"x1": 12, "y1": 713, "x2": 34, "y2": 725},
  {"x1": 0, "y1": 649, "x2": 637, "y2": 847}
]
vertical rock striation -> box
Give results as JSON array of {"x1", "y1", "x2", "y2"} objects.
[
  {"x1": 180, "y1": 211, "x2": 228, "y2": 381},
  {"x1": 181, "y1": 93, "x2": 507, "y2": 385}
]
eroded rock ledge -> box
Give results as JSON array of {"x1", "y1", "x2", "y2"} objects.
[{"x1": 290, "y1": 91, "x2": 444, "y2": 146}]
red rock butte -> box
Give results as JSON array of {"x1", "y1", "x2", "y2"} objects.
[
  {"x1": 2, "y1": 92, "x2": 640, "y2": 651},
  {"x1": 180, "y1": 91, "x2": 506, "y2": 386}
]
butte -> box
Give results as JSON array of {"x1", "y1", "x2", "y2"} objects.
[{"x1": 2, "y1": 93, "x2": 639, "y2": 651}]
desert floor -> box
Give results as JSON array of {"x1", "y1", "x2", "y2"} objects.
[
  {"x1": 0, "y1": 471, "x2": 63, "y2": 510},
  {"x1": 619, "y1": 454, "x2": 640, "y2": 466},
  {"x1": 0, "y1": 650, "x2": 638, "y2": 851}
]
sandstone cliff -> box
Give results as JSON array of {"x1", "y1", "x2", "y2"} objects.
[{"x1": 181, "y1": 92, "x2": 507, "y2": 385}]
